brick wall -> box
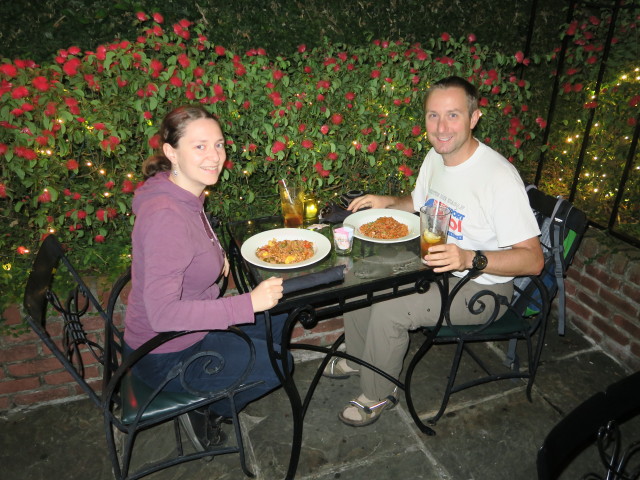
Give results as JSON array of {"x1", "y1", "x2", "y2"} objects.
[
  {"x1": 1, "y1": 226, "x2": 638, "y2": 412},
  {"x1": 564, "y1": 227, "x2": 640, "y2": 371}
]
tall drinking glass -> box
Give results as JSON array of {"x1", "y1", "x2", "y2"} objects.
[
  {"x1": 420, "y1": 203, "x2": 451, "y2": 266},
  {"x1": 278, "y1": 182, "x2": 305, "y2": 228}
]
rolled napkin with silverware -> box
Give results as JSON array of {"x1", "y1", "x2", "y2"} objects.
[{"x1": 282, "y1": 265, "x2": 346, "y2": 295}]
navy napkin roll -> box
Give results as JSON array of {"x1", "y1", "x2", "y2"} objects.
[{"x1": 282, "y1": 265, "x2": 346, "y2": 295}]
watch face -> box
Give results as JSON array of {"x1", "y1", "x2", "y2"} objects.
[{"x1": 473, "y1": 252, "x2": 488, "y2": 270}]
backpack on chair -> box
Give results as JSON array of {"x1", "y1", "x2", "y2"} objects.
[{"x1": 508, "y1": 185, "x2": 588, "y2": 367}]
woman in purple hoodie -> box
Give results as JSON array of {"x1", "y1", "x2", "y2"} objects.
[{"x1": 124, "y1": 105, "x2": 286, "y2": 451}]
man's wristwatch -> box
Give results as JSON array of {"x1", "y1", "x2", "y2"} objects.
[{"x1": 472, "y1": 250, "x2": 488, "y2": 270}]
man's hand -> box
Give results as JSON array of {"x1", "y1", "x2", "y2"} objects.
[
  {"x1": 348, "y1": 194, "x2": 414, "y2": 212},
  {"x1": 423, "y1": 236, "x2": 544, "y2": 277},
  {"x1": 423, "y1": 243, "x2": 470, "y2": 273}
]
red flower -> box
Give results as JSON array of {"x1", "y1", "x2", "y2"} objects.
[
  {"x1": 441, "y1": 32, "x2": 451, "y2": 42},
  {"x1": 371, "y1": 69, "x2": 381, "y2": 78},
  {"x1": 177, "y1": 53, "x2": 190, "y2": 68},
  {"x1": 268, "y1": 91, "x2": 282, "y2": 106},
  {"x1": 298, "y1": 44, "x2": 306, "y2": 53},
  {"x1": 136, "y1": 12, "x2": 148, "y2": 21},
  {"x1": 331, "y1": 113, "x2": 343, "y2": 125},
  {"x1": 402, "y1": 148, "x2": 413, "y2": 158},
  {"x1": 411, "y1": 125, "x2": 422, "y2": 136},
  {"x1": 12, "y1": 86, "x2": 29, "y2": 99},
  {"x1": 320, "y1": 124, "x2": 329, "y2": 135},
  {"x1": 77, "y1": 210, "x2": 87, "y2": 219},
  {"x1": 121, "y1": 180, "x2": 135, "y2": 193},
  {"x1": 367, "y1": 142, "x2": 378, "y2": 153},
  {"x1": 105, "y1": 181, "x2": 115, "y2": 189},
  {"x1": 584, "y1": 101, "x2": 598, "y2": 109},
  {"x1": 314, "y1": 162, "x2": 330, "y2": 177},
  {"x1": 32, "y1": 76, "x2": 50, "y2": 91},
  {"x1": 94, "y1": 235, "x2": 105, "y2": 243},
  {"x1": 515, "y1": 51, "x2": 525, "y2": 63},
  {"x1": 96, "y1": 209, "x2": 106, "y2": 222},
  {"x1": 479, "y1": 97, "x2": 489, "y2": 107},
  {"x1": 149, "y1": 134, "x2": 161, "y2": 149},
  {"x1": 271, "y1": 141, "x2": 286, "y2": 153},
  {"x1": 467, "y1": 33, "x2": 476, "y2": 43},
  {"x1": 152, "y1": 12, "x2": 164, "y2": 23},
  {"x1": 566, "y1": 21, "x2": 578, "y2": 36},
  {"x1": 17, "y1": 246, "x2": 29, "y2": 255},
  {"x1": 117, "y1": 76, "x2": 128, "y2": 87},
  {"x1": 63, "y1": 58, "x2": 82, "y2": 76},
  {"x1": 66, "y1": 159, "x2": 79, "y2": 170},
  {"x1": 316, "y1": 79, "x2": 331, "y2": 90},
  {"x1": 345, "y1": 92, "x2": 356, "y2": 101},
  {"x1": 586, "y1": 56, "x2": 598, "y2": 64},
  {"x1": 0, "y1": 183, "x2": 6, "y2": 198},
  {"x1": 143, "y1": 111, "x2": 152, "y2": 120},
  {"x1": 298, "y1": 123, "x2": 307, "y2": 133},
  {"x1": 399, "y1": 164, "x2": 413, "y2": 177},
  {"x1": 327, "y1": 152, "x2": 338, "y2": 160},
  {"x1": 0, "y1": 143, "x2": 6, "y2": 155},
  {"x1": 0, "y1": 64, "x2": 18, "y2": 78},
  {"x1": 38, "y1": 190, "x2": 52, "y2": 203},
  {"x1": 248, "y1": 143, "x2": 257, "y2": 152},
  {"x1": 629, "y1": 95, "x2": 640, "y2": 108},
  {"x1": 15, "y1": 146, "x2": 37, "y2": 160},
  {"x1": 272, "y1": 70, "x2": 284, "y2": 81},
  {"x1": 301, "y1": 139, "x2": 313, "y2": 149}
]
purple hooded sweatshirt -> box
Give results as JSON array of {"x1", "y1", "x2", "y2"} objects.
[{"x1": 124, "y1": 171, "x2": 254, "y2": 353}]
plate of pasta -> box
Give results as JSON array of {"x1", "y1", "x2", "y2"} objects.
[
  {"x1": 344, "y1": 209, "x2": 419, "y2": 243},
  {"x1": 241, "y1": 228, "x2": 331, "y2": 269}
]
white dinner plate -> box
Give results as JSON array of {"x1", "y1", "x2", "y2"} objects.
[
  {"x1": 343, "y1": 209, "x2": 420, "y2": 243},
  {"x1": 241, "y1": 228, "x2": 331, "y2": 269}
]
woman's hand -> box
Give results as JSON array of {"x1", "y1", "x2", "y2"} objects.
[
  {"x1": 250, "y1": 276, "x2": 284, "y2": 312},
  {"x1": 223, "y1": 256, "x2": 230, "y2": 277}
]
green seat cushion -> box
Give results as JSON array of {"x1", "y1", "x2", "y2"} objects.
[
  {"x1": 121, "y1": 369, "x2": 205, "y2": 425},
  {"x1": 435, "y1": 310, "x2": 531, "y2": 338}
]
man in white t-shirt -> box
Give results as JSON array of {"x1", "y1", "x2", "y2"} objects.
[{"x1": 323, "y1": 76, "x2": 544, "y2": 427}]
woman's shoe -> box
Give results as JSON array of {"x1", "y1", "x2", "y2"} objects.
[
  {"x1": 179, "y1": 409, "x2": 227, "y2": 452},
  {"x1": 338, "y1": 390, "x2": 398, "y2": 427},
  {"x1": 322, "y1": 358, "x2": 360, "y2": 379}
]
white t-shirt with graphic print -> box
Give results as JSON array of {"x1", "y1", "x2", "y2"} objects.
[{"x1": 411, "y1": 141, "x2": 540, "y2": 285}]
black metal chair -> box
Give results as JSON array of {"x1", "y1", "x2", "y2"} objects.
[
  {"x1": 405, "y1": 187, "x2": 588, "y2": 434},
  {"x1": 537, "y1": 371, "x2": 640, "y2": 480},
  {"x1": 23, "y1": 234, "x2": 108, "y2": 409},
  {"x1": 23, "y1": 235, "x2": 262, "y2": 479}
]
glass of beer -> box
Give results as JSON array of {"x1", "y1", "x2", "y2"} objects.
[
  {"x1": 420, "y1": 203, "x2": 451, "y2": 266},
  {"x1": 278, "y1": 181, "x2": 305, "y2": 228}
]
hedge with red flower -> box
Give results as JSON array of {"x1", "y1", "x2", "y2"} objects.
[{"x1": 2, "y1": 9, "x2": 635, "y2": 322}]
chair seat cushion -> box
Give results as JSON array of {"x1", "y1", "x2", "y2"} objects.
[
  {"x1": 435, "y1": 310, "x2": 531, "y2": 338},
  {"x1": 121, "y1": 369, "x2": 205, "y2": 425}
]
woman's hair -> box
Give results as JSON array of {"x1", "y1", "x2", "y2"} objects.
[
  {"x1": 423, "y1": 76, "x2": 479, "y2": 116},
  {"x1": 142, "y1": 105, "x2": 220, "y2": 179}
]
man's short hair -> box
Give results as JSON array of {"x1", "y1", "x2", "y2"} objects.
[{"x1": 424, "y1": 76, "x2": 479, "y2": 116}]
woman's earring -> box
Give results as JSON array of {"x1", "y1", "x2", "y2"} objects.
[{"x1": 172, "y1": 169, "x2": 178, "y2": 177}]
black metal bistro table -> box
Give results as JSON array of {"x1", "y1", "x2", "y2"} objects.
[{"x1": 226, "y1": 216, "x2": 448, "y2": 480}]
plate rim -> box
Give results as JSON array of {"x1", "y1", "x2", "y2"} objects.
[
  {"x1": 240, "y1": 228, "x2": 331, "y2": 269},
  {"x1": 343, "y1": 208, "x2": 419, "y2": 244}
]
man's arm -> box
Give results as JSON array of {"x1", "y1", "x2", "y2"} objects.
[
  {"x1": 426, "y1": 236, "x2": 544, "y2": 277},
  {"x1": 347, "y1": 193, "x2": 415, "y2": 212}
]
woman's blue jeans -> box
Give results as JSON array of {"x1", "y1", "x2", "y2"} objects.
[{"x1": 124, "y1": 313, "x2": 290, "y2": 418}]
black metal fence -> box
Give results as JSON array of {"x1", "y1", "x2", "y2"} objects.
[{"x1": 528, "y1": 0, "x2": 639, "y2": 248}]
